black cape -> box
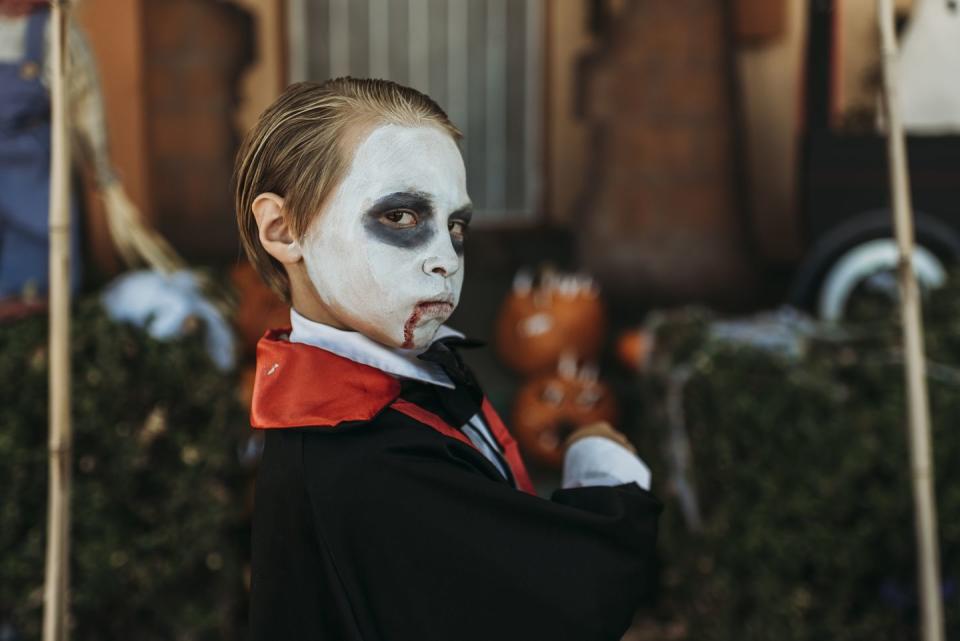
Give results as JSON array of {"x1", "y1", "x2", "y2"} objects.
[{"x1": 248, "y1": 331, "x2": 661, "y2": 641}]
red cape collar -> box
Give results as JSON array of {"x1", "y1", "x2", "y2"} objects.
[
  {"x1": 251, "y1": 329, "x2": 536, "y2": 493},
  {"x1": 250, "y1": 328, "x2": 402, "y2": 428}
]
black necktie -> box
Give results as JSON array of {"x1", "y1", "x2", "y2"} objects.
[
  {"x1": 412, "y1": 336, "x2": 486, "y2": 425},
  {"x1": 417, "y1": 336, "x2": 485, "y2": 398},
  {"x1": 409, "y1": 337, "x2": 515, "y2": 485}
]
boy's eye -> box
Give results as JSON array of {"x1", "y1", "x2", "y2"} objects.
[
  {"x1": 381, "y1": 209, "x2": 418, "y2": 228},
  {"x1": 449, "y1": 220, "x2": 468, "y2": 239}
]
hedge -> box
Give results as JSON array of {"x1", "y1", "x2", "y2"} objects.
[
  {"x1": 639, "y1": 282, "x2": 960, "y2": 640},
  {"x1": 6, "y1": 280, "x2": 960, "y2": 640},
  {"x1": 0, "y1": 298, "x2": 248, "y2": 641}
]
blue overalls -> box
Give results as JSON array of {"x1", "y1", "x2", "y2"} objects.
[{"x1": 0, "y1": 7, "x2": 81, "y2": 298}]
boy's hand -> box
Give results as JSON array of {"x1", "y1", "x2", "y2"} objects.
[
  {"x1": 563, "y1": 421, "x2": 637, "y2": 455},
  {"x1": 560, "y1": 421, "x2": 650, "y2": 490}
]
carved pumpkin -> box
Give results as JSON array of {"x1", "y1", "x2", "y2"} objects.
[
  {"x1": 616, "y1": 328, "x2": 655, "y2": 374},
  {"x1": 495, "y1": 269, "x2": 606, "y2": 376},
  {"x1": 511, "y1": 357, "x2": 619, "y2": 469}
]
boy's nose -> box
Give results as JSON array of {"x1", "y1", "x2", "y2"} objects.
[
  {"x1": 422, "y1": 227, "x2": 461, "y2": 276},
  {"x1": 422, "y1": 253, "x2": 460, "y2": 277}
]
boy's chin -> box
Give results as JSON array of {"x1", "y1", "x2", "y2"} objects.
[
  {"x1": 360, "y1": 318, "x2": 443, "y2": 351},
  {"x1": 401, "y1": 319, "x2": 444, "y2": 351}
]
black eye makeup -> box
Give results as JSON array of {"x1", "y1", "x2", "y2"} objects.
[
  {"x1": 361, "y1": 190, "x2": 472, "y2": 255},
  {"x1": 448, "y1": 206, "x2": 472, "y2": 254},
  {"x1": 362, "y1": 191, "x2": 435, "y2": 249}
]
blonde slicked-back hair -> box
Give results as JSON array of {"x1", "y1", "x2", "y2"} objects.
[{"x1": 233, "y1": 77, "x2": 462, "y2": 302}]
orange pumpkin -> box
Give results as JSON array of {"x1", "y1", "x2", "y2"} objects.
[
  {"x1": 511, "y1": 358, "x2": 619, "y2": 469},
  {"x1": 495, "y1": 269, "x2": 606, "y2": 376},
  {"x1": 616, "y1": 328, "x2": 656, "y2": 374}
]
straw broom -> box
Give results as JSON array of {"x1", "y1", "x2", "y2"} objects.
[
  {"x1": 43, "y1": 0, "x2": 72, "y2": 639},
  {"x1": 67, "y1": 27, "x2": 185, "y2": 275},
  {"x1": 877, "y1": 2, "x2": 945, "y2": 640},
  {"x1": 100, "y1": 183, "x2": 183, "y2": 273},
  {"x1": 72, "y1": 34, "x2": 233, "y2": 313}
]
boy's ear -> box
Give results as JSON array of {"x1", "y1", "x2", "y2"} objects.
[{"x1": 252, "y1": 193, "x2": 303, "y2": 264}]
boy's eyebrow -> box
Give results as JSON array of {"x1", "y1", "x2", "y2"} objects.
[{"x1": 366, "y1": 191, "x2": 434, "y2": 215}]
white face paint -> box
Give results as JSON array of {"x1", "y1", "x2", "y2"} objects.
[{"x1": 301, "y1": 123, "x2": 471, "y2": 349}]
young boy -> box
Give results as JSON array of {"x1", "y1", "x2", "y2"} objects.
[{"x1": 236, "y1": 78, "x2": 661, "y2": 641}]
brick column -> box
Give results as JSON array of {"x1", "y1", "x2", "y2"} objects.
[{"x1": 576, "y1": 0, "x2": 757, "y2": 306}]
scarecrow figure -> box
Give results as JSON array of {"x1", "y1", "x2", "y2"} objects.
[
  {"x1": 0, "y1": 1, "x2": 83, "y2": 303},
  {"x1": 0, "y1": 0, "x2": 181, "y2": 317}
]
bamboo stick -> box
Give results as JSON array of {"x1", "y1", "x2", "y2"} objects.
[
  {"x1": 877, "y1": 2, "x2": 945, "y2": 641},
  {"x1": 43, "y1": 1, "x2": 73, "y2": 640}
]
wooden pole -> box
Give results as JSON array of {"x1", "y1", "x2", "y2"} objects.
[
  {"x1": 877, "y1": 2, "x2": 945, "y2": 641},
  {"x1": 43, "y1": 1, "x2": 73, "y2": 640}
]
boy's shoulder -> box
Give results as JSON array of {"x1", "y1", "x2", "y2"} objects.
[
  {"x1": 250, "y1": 328, "x2": 402, "y2": 429},
  {"x1": 283, "y1": 402, "x2": 486, "y2": 473},
  {"x1": 250, "y1": 329, "x2": 506, "y2": 488},
  {"x1": 259, "y1": 405, "x2": 498, "y2": 516}
]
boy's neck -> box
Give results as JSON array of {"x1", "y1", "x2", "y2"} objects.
[{"x1": 288, "y1": 271, "x2": 347, "y2": 330}]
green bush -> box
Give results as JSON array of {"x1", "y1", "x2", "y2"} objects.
[
  {"x1": 0, "y1": 299, "x2": 248, "y2": 641},
  {"x1": 639, "y1": 286, "x2": 960, "y2": 640},
  {"x1": 10, "y1": 280, "x2": 960, "y2": 640}
]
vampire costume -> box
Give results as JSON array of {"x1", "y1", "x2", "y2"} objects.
[{"x1": 249, "y1": 310, "x2": 662, "y2": 641}]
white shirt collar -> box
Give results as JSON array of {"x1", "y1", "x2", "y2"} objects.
[{"x1": 288, "y1": 308, "x2": 464, "y2": 389}]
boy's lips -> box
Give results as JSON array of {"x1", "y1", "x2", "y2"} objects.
[
  {"x1": 402, "y1": 299, "x2": 455, "y2": 347},
  {"x1": 415, "y1": 300, "x2": 455, "y2": 316}
]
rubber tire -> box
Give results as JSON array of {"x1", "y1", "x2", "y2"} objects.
[{"x1": 788, "y1": 209, "x2": 960, "y2": 312}]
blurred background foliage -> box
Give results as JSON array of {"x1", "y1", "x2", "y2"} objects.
[
  {"x1": 0, "y1": 298, "x2": 249, "y2": 641},
  {"x1": 5, "y1": 276, "x2": 960, "y2": 639},
  {"x1": 638, "y1": 275, "x2": 960, "y2": 640}
]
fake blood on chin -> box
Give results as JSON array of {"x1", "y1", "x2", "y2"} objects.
[{"x1": 402, "y1": 301, "x2": 454, "y2": 348}]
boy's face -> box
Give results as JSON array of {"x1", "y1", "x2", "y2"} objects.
[{"x1": 301, "y1": 123, "x2": 471, "y2": 349}]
